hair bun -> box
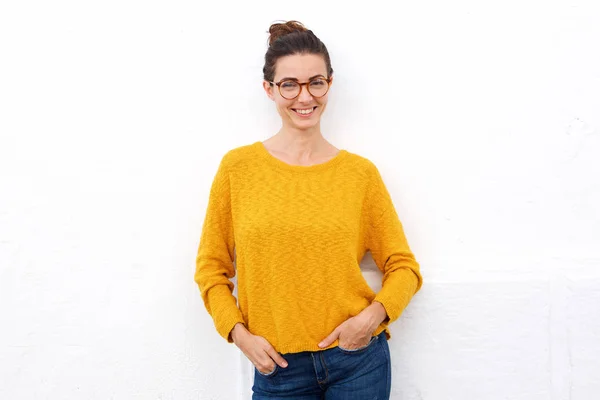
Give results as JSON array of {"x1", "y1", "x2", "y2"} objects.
[{"x1": 267, "y1": 20, "x2": 308, "y2": 46}]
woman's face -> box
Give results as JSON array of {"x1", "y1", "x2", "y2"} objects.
[{"x1": 263, "y1": 53, "x2": 332, "y2": 131}]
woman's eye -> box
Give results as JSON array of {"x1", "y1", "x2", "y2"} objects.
[
  {"x1": 281, "y1": 82, "x2": 298, "y2": 89},
  {"x1": 310, "y1": 80, "x2": 326, "y2": 87}
]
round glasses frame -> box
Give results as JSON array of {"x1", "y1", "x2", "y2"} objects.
[{"x1": 269, "y1": 77, "x2": 332, "y2": 100}]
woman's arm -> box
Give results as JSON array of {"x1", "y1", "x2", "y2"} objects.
[
  {"x1": 194, "y1": 154, "x2": 245, "y2": 342},
  {"x1": 365, "y1": 164, "x2": 422, "y2": 323}
]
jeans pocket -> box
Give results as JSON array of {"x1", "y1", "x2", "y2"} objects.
[
  {"x1": 256, "y1": 364, "x2": 278, "y2": 378},
  {"x1": 337, "y1": 334, "x2": 378, "y2": 354}
]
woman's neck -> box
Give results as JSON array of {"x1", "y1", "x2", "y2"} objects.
[{"x1": 264, "y1": 125, "x2": 337, "y2": 161}]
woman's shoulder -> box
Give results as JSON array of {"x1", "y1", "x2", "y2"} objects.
[
  {"x1": 218, "y1": 142, "x2": 262, "y2": 168},
  {"x1": 343, "y1": 149, "x2": 376, "y2": 167},
  {"x1": 341, "y1": 149, "x2": 381, "y2": 176}
]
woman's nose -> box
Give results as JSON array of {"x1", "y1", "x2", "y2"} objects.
[{"x1": 297, "y1": 84, "x2": 313, "y2": 102}]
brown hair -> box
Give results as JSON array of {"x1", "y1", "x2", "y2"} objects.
[{"x1": 263, "y1": 20, "x2": 334, "y2": 82}]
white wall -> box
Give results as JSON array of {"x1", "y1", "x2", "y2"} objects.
[{"x1": 1, "y1": 0, "x2": 599, "y2": 399}]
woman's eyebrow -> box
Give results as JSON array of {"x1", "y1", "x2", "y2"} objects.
[{"x1": 279, "y1": 74, "x2": 326, "y2": 81}]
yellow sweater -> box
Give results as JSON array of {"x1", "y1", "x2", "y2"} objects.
[{"x1": 195, "y1": 142, "x2": 422, "y2": 354}]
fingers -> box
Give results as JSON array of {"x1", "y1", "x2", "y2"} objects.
[
  {"x1": 266, "y1": 346, "x2": 288, "y2": 368},
  {"x1": 318, "y1": 327, "x2": 340, "y2": 348},
  {"x1": 246, "y1": 335, "x2": 288, "y2": 373},
  {"x1": 250, "y1": 348, "x2": 278, "y2": 374},
  {"x1": 338, "y1": 335, "x2": 371, "y2": 350},
  {"x1": 255, "y1": 360, "x2": 277, "y2": 375}
]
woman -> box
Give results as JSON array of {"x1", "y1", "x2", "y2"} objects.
[{"x1": 195, "y1": 20, "x2": 423, "y2": 399}]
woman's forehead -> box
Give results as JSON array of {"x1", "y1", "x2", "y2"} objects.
[{"x1": 274, "y1": 54, "x2": 328, "y2": 80}]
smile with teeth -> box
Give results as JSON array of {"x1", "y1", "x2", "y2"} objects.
[{"x1": 292, "y1": 106, "x2": 317, "y2": 116}]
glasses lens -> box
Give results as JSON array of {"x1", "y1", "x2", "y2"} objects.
[
  {"x1": 308, "y1": 78, "x2": 329, "y2": 97},
  {"x1": 279, "y1": 80, "x2": 300, "y2": 99}
]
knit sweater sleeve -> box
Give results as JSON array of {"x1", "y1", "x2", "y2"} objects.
[
  {"x1": 194, "y1": 154, "x2": 245, "y2": 342},
  {"x1": 364, "y1": 164, "x2": 423, "y2": 323}
]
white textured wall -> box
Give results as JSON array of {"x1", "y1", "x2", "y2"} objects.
[{"x1": 1, "y1": 1, "x2": 599, "y2": 399}]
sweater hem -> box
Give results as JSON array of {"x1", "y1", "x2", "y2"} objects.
[{"x1": 274, "y1": 325, "x2": 389, "y2": 355}]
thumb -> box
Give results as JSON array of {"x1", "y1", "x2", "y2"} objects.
[{"x1": 318, "y1": 327, "x2": 341, "y2": 348}]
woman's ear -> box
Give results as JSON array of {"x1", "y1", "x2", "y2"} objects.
[{"x1": 263, "y1": 81, "x2": 275, "y2": 101}]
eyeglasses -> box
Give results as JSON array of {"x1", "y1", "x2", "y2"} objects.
[{"x1": 269, "y1": 76, "x2": 332, "y2": 100}]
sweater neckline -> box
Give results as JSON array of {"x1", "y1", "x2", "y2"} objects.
[{"x1": 253, "y1": 141, "x2": 348, "y2": 172}]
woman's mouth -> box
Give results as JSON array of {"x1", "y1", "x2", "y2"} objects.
[{"x1": 291, "y1": 106, "x2": 317, "y2": 117}]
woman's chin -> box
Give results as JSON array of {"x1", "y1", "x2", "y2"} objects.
[
  {"x1": 293, "y1": 121, "x2": 319, "y2": 131},
  {"x1": 288, "y1": 115, "x2": 321, "y2": 130}
]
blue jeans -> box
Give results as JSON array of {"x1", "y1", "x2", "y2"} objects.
[{"x1": 252, "y1": 331, "x2": 391, "y2": 399}]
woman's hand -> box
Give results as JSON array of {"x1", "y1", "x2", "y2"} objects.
[
  {"x1": 231, "y1": 323, "x2": 288, "y2": 374},
  {"x1": 318, "y1": 302, "x2": 388, "y2": 350}
]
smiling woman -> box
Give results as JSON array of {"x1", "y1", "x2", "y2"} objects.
[
  {"x1": 264, "y1": 52, "x2": 332, "y2": 131},
  {"x1": 261, "y1": 27, "x2": 334, "y2": 144},
  {"x1": 194, "y1": 20, "x2": 423, "y2": 400}
]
